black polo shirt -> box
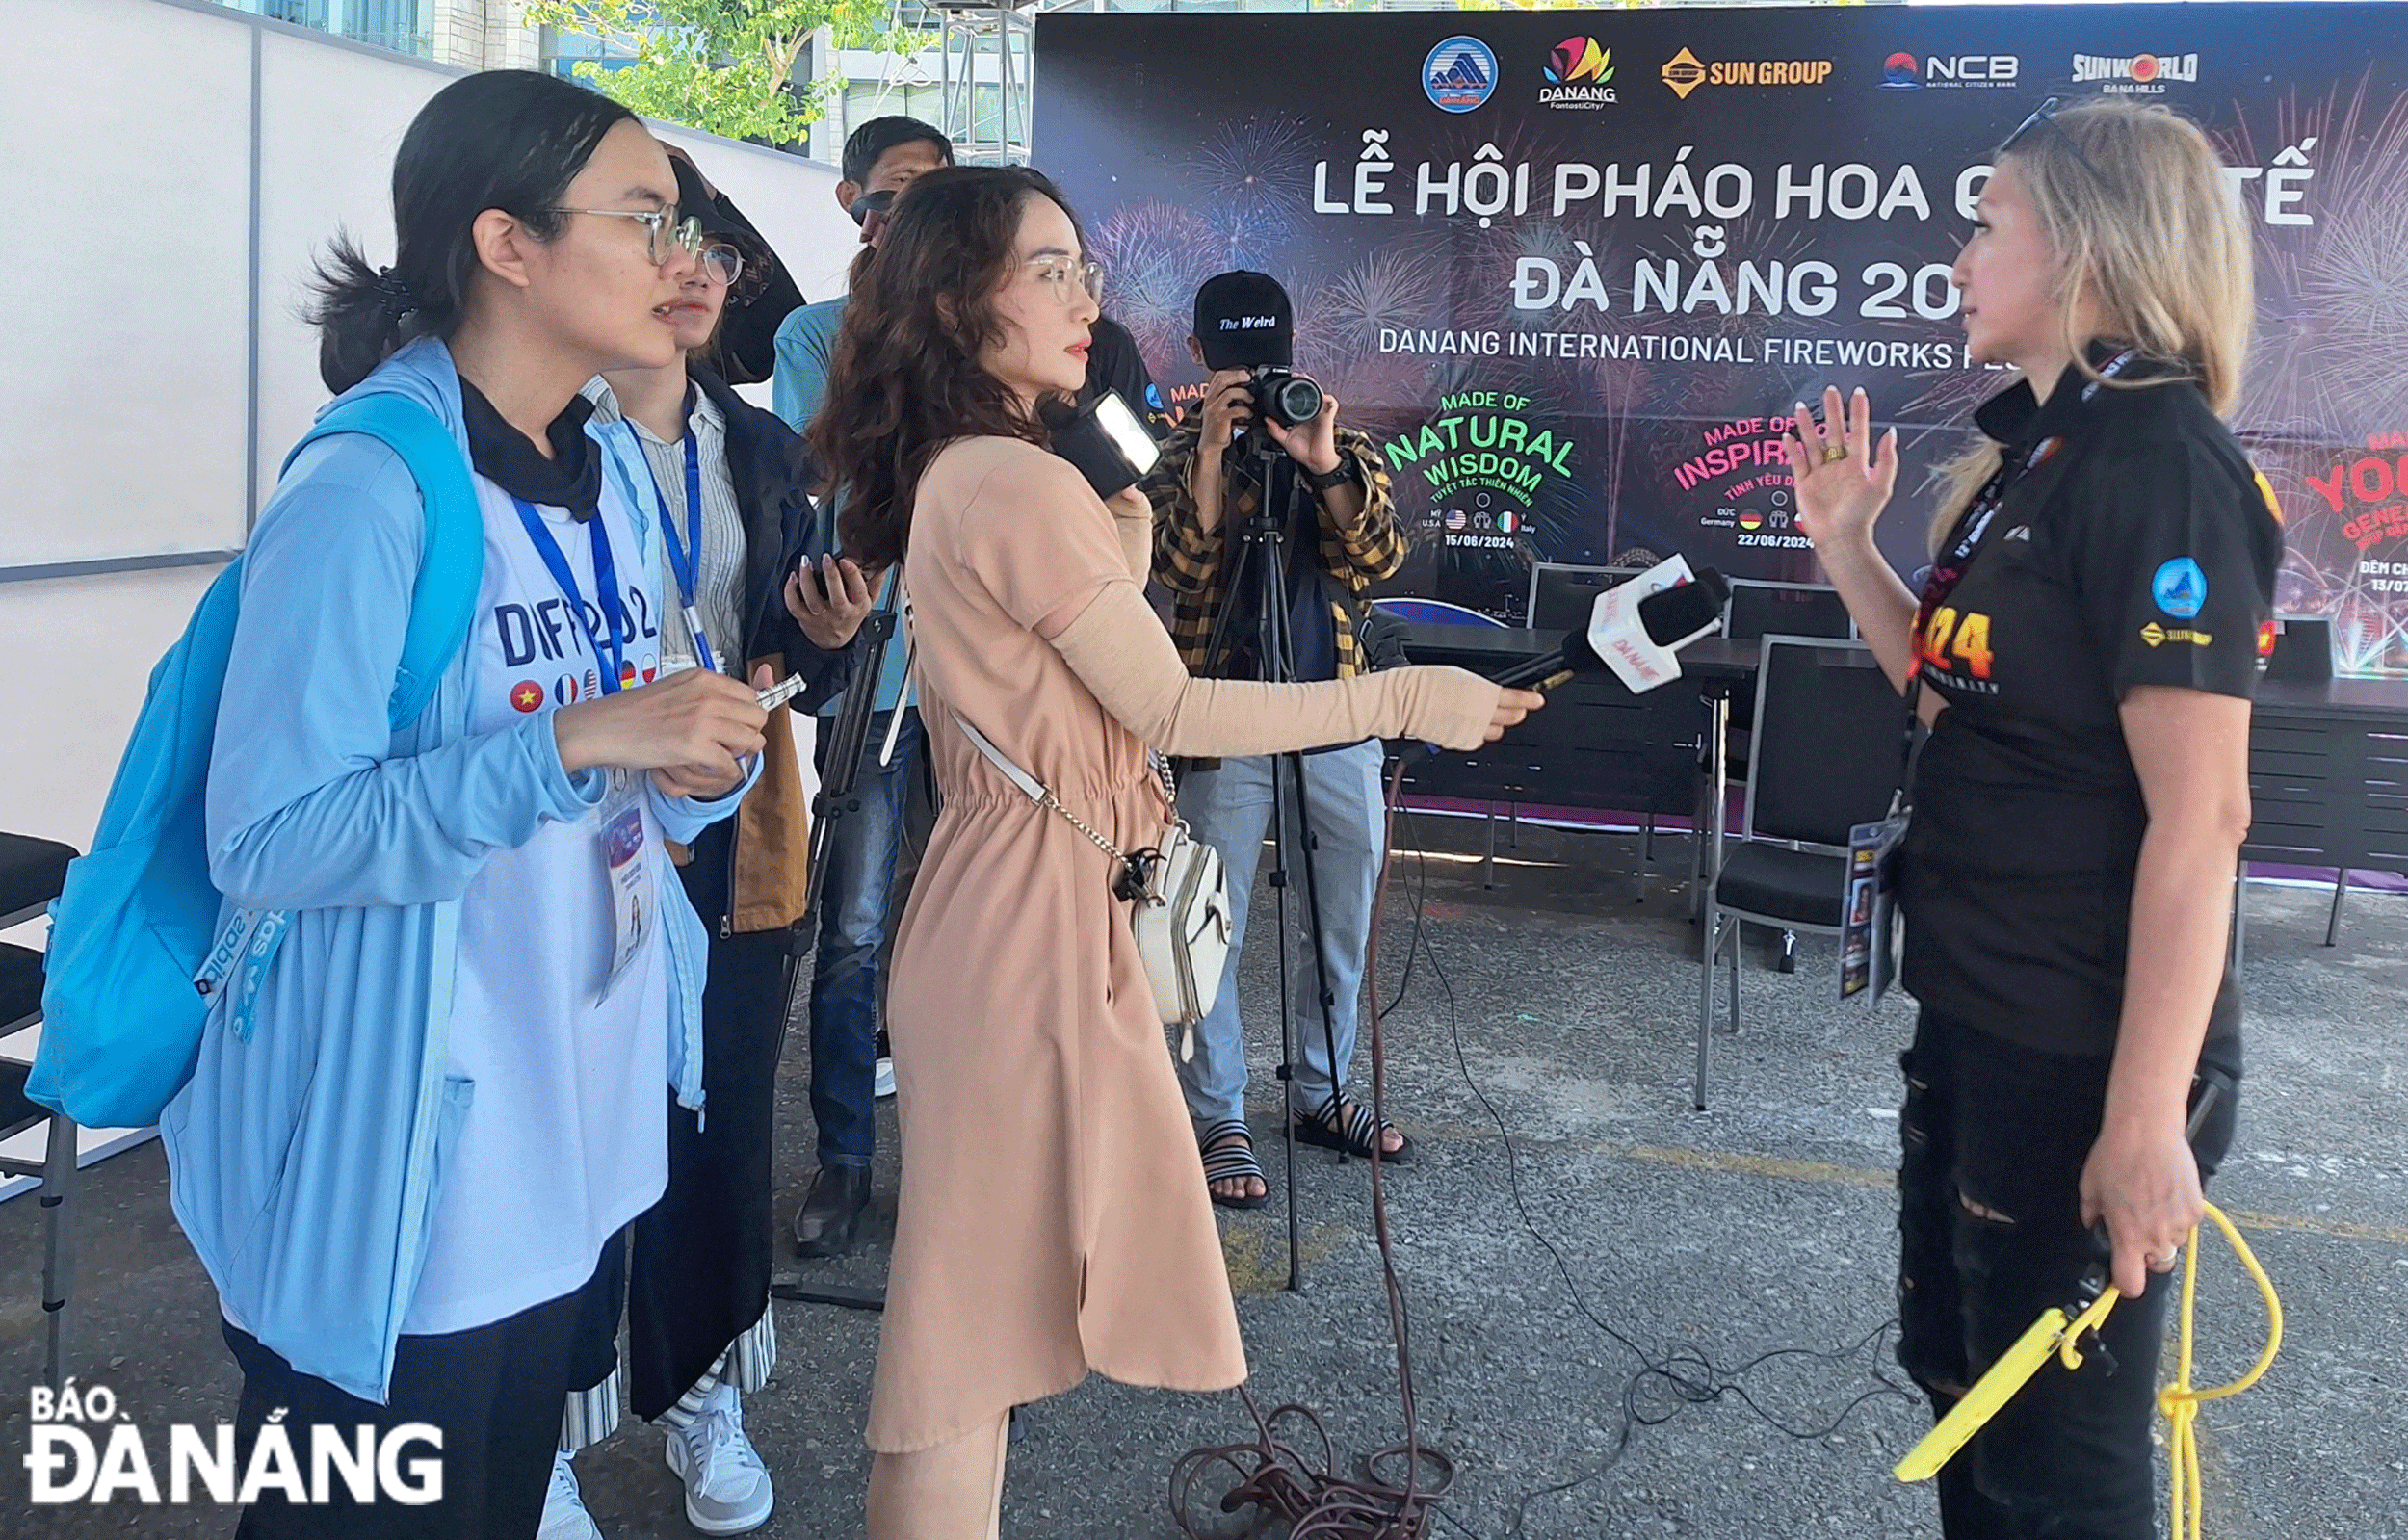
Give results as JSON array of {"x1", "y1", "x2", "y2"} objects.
[{"x1": 1899, "y1": 360, "x2": 2284, "y2": 1057}]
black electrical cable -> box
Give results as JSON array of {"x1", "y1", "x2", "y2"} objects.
[
  {"x1": 1383, "y1": 794, "x2": 1919, "y2": 1536},
  {"x1": 1169, "y1": 756, "x2": 1458, "y2": 1540}
]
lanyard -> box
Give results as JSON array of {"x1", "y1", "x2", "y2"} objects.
[
  {"x1": 1916, "y1": 349, "x2": 2140, "y2": 626},
  {"x1": 646, "y1": 398, "x2": 722, "y2": 675},
  {"x1": 1897, "y1": 348, "x2": 2140, "y2": 802},
  {"x1": 511, "y1": 498, "x2": 630, "y2": 694}
]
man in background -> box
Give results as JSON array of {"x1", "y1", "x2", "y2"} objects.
[{"x1": 773, "y1": 117, "x2": 953, "y2": 433}]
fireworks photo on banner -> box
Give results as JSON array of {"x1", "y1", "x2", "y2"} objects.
[{"x1": 1035, "y1": 2, "x2": 2408, "y2": 672}]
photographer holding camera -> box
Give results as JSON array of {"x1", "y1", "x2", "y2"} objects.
[{"x1": 1143, "y1": 270, "x2": 1411, "y2": 1210}]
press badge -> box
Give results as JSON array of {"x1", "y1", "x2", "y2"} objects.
[
  {"x1": 600, "y1": 775, "x2": 653, "y2": 1000},
  {"x1": 1841, "y1": 809, "x2": 1909, "y2": 1005}
]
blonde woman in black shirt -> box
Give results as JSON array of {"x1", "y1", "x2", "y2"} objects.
[{"x1": 1787, "y1": 98, "x2": 2281, "y2": 1540}]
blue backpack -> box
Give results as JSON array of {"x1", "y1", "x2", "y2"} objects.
[{"x1": 28, "y1": 394, "x2": 484, "y2": 1129}]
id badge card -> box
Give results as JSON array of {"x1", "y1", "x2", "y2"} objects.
[
  {"x1": 1841, "y1": 810, "x2": 1909, "y2": 1004},
  {"x1": 599, "y1": 773, "x2": 654, "y2": 1001}
]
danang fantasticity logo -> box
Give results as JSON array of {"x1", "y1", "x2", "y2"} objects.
[
  {"x1": 22, "y1": 1383, "x2": 444, "y2": 1507},
  {"x1": 1540, "y1": 37, "x2": 1616, "y2": 109},
  {"x1": 1424, "y1": 36, "x2": 1499, "y2": 114}
]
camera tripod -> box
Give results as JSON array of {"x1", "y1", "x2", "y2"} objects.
[
  {"x1": 769, "y1": 567, "x2": 901, "y2": 1317},
  {"x1": 1195, "y1": 431, "x2": 1364, "y2": 1294}
]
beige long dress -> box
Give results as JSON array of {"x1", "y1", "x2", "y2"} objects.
[{"x1": 868, "y1": 437, "x2": 1496, "y2": 1454}]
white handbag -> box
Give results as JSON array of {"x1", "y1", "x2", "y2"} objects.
[{"x1": 954, "y1": 715, "x2": 1233, "y2": 1057}]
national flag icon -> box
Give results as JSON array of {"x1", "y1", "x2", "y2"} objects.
[
  {"x1": 554, "y1": 673, "x2": 581, "y2": 706},
  {"x1": 1739, "y1": 510, "x2": 1765, "y2": 531},
  {"x1": 641, "y1": 654, "x2": 660, "y2": 684},
  {"x1": 620, "y1": 659, "x2": 641, "y2": 692},
  {"x1": 1496, "y1": 511, "x2": 1522, "y2": 535},
  {"x1": 509, "y1": 680, "x2": 544, "y2": 714}
]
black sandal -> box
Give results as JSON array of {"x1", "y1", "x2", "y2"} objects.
[
  {"x1": 1293, "y1": 1096, "x2": 1414, "y2": 1164},
  {"x1": 1199, "y1": 1118, "x2": 1271, "y2": 1210}
]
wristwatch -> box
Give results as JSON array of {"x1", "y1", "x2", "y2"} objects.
[{"x1": 1301, "y1": 459, "x2": 1359, "y2": 497}]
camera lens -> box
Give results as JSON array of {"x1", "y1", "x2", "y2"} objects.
[{"x1": 1267, "y1": 374, "x2": 1323, "y2": 427}]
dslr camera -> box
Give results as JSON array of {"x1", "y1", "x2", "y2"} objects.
[
  {"x1": 1194, "y1": 272, "x2": 1328, "y2": 432},
  {"x1": 1247, "y1": 365, "x2": 1324, "y2": 429}
]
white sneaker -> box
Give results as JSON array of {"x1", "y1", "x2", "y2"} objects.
[
  {"x1": 665, "y1": 1385, "x2": 775, "y2": 1535},
  {"x1": 874, "y1": 1057, "x2": 897, "y2": 1099},
  {"x1": 539, "y1": 1450, "x2": 604, "y2": 1540}
]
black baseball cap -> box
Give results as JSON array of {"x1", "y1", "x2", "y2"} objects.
[{"x1": 1192, "y1": 271, "x2": 1293, "y2": 370}]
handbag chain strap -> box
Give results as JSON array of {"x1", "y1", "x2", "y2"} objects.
[{"x1": 955, "y1": 713, "x2": 1139, "y2": 867}]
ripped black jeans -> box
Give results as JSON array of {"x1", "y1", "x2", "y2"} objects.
[{"x1": 1896, "y1": 1008, "x2": 2240, "y2": 1540}]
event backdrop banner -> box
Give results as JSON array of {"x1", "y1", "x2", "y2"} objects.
[{"x1": 1032, "y1": 4, "x2": 2408, "y2": 673}]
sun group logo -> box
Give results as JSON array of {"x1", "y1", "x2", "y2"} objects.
[
  {"x1": 1882, "y1": 52, "x2": 2020, "y2": 91},
  {"x1": 1424, "y1": 36, "x2": 1499, "y2": 114},
  {"x1": 1662, "y1": 47, "x2": 1708, "y2": 98},
  {"x1": 23, "y1": 1383, "x2": 445, "y2": 1506},
  {"x1": 1539, "y1": 36, "x2": 1617, "y2": 110},
  {"x1": 1661, "y1": 46, "x2": 1833, "y2": 100},
  {"x1": 2070, "y1": 51, "x2": 2200, "y2": 94}
]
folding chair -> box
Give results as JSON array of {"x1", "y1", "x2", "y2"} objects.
[{"x1": 1696, "y1": 639, "x2": 1902, "y2": 1109}]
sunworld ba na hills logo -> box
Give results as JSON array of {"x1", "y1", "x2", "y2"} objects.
[{"x1": 1540, "y1": 36, "x2": 1616, "y2": 109}]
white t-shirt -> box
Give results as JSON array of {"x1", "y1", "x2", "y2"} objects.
[{"x1": 402, "y1": 469, "x2": 673, "y2": 1337}]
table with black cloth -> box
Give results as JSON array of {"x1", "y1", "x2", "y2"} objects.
[
  {"x1": 1403, "y1": 624, "x2": 2408, "y2": 946},
  {"x1": 1397, "y1": 626, "x2": 1758, "y2": 892}
]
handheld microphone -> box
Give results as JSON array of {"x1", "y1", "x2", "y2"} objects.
[{"x1": 1492, "y1": 560, "x2": 1732, "y2": 691}]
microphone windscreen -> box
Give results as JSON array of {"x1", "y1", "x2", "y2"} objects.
[{"x1": 1637, "y1": 573, "x2": 1730, "y2": 647}]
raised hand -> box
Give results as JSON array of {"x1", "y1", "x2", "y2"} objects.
[{"x1": 1782, "y1": 385, "x2": 1900, "y2": 552}]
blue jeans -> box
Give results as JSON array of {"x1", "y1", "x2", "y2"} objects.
[
  {"x1": 806, "y1": 707, "x2": 920, "y2": 1168},
  {"x1": 1175, "y1": 738, "x2": 1386, "y2": 1133}
]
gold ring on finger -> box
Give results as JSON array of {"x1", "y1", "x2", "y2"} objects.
[{"x1": 1821, "y1": 445, "x2": 1849, "y2": 465}]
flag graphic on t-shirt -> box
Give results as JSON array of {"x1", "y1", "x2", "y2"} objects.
[
  {"x1": 510, "y1": 680, "x2": 544, "y2": 714},
  {"x1": 554, "y1": 673, "x2": 582, "y2": 706}
]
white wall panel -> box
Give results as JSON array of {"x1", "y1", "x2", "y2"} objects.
[
  {"x1": 1, "y1": 0, "x2": 856, "y2": 876},
  {"x1": 0, "y1": 565, "x2": 225, "y2": 853},
  {"x1": 1, "y1": 0, "x2": 252, "y2": 565},
  {"x1": 251, "y1": 28, "x2": 453, "y2": 504}
]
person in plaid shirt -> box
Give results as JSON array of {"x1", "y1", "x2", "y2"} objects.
[{"x1": 1141, "y1": 272, "x2": 1414, "y2": 1210}]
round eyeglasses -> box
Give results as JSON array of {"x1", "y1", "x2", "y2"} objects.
[
  {"x1": 701, "y1": 243, "x2": 745, "y2": 288},
  {"x1": 549, "y1": 205, "x2": 707, "y2": 268},
  {"x1": 1028, "y1": 255, "x2": 1105, "y2": 307}
]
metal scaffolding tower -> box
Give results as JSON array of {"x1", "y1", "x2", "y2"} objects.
[{"x1": 929, "y1": 0, "x2": 1036, "y2": 164}]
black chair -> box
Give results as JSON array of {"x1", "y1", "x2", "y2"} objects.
[
  {"x1": 1696, "y1": 638, "x2": 1902, "y2": 1109},
  {"x1": 1707, "y1": 581, "x2": 1859, "y2": 961},
  {"x1": 0, "y1": 831, "x2": 78, "y2": 1388},
  {"x1": 1526, "y1": 563, "x2": 1645, "y2": 630},
  {"x1": 1724, "y1": 579, "x2": 1856, "y2": 642}
]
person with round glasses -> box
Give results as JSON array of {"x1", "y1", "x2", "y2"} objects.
[
  {"x1": 810, "y1": 164, "x2": 1540, "y2": 1539},
  {"x1": 537, "y1": 144, "x2": 877, "y2": 1540},
  {"x1": 180, "y1": 71, "x2": 777, "y2": 1540}
]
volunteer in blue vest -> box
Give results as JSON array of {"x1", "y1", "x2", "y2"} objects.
[
  {"x1": 772, "y1": 115, "x2": 954, "y2": 1257},
  {"x1": 1787, "y1": 98, "x2": 2277, "y2": 1539},
  {"x1": 539, "y1": 148, "x2": 872, "y2": 1540},
  {"x1": 170, "y1": 70, "x2": 770, "y2": 1540}
]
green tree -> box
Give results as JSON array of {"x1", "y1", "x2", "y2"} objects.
[{"x1": 528, "y1": 0, "x2": 928, "y2": 146}]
